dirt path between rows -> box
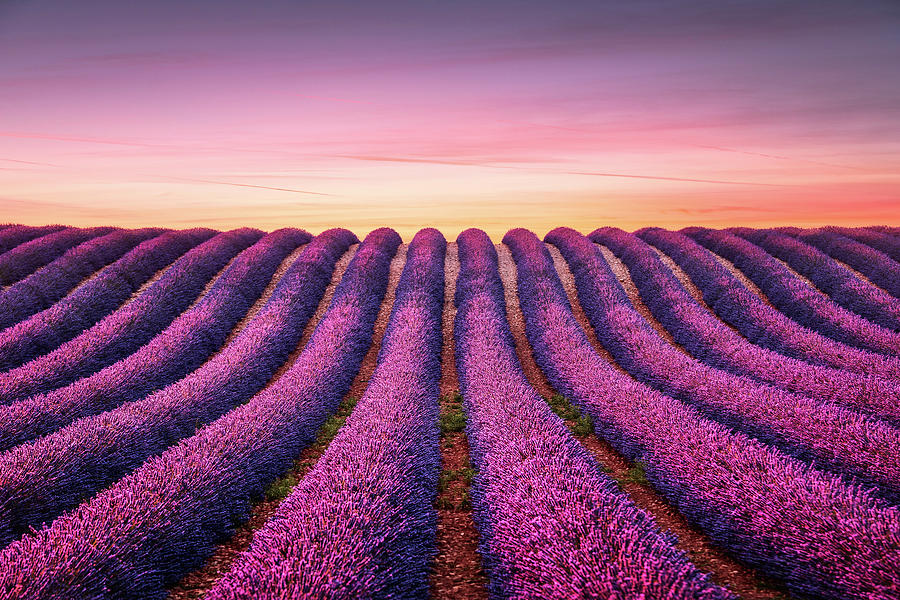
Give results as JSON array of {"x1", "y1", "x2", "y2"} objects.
[
  {"x1": 167, "y1": 243, "x2": 365, "y2": 600},
  {"x1": 646, "y1": 244, "x2": 746, "y2": 332},
  {"x1": 592, "y1": 244, "x2": 690, "y2": 354},
  {"x1": 549, "y1": 244, "x2": 789, "y2": 600},
  {"x1": 430, "y1": 241, "x2": 489, "y2": 600}
]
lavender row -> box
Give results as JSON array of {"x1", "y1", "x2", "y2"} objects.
[
  {"x1": 834, "y1": 226, "x2": 900, "y2": 263},
  {"x1": 591, "y1": 227, "x2": 900, "y2": 423},
  {"x1": 0, "y1": 228, "x2": 164, "y2": 331},
  {"x1": 504, "y1": 227, "x2": 900, "y2": 600},
  {"x1": 0, "y1": 228, "x2": 309, "y2": 451},
  {"x1": 0, "y1": 229, "x2": 355, "y2": 547},
  {"x1": 636, "y1": 227, "x2": 900, "y2": 382},
  {"x1": 796, "y1": 226, "x2": 900, "y2": 294},
  {"x1": 732, "y1": 227, "x2": 900, "y2": 330},
  {"x1": 792, "y1": 228, "x2": 900, "y2": 299},
  {"x1": 0, "y1": 228, "x2": 215, "y2": 371},
  {"x1": 557, "y1": 227, "x2": 900, "y2": 499},
  {"x1": 0, "y1": 226, "x2": 116, "y2": 286},
  {"x1": 0, "y1": 225, "x2": 65, "y2": 255},
  {"x1": 0, "y1": 229, "x2": 399, "y2": 600},
  {"x1": 452, "y1": 229, "x2": 730, "y2": 600},
  {"x1": 0, "y1": 228, "x2": 261, "y2": 403},
  {"x1": 209, "y1": 229, "x2": 443, "y2": 599},
  {"x1": 868, "y1": 226, "x2": 900, "y2": 236},
  {"x1": 684, "y1": 227, "x2": 900, "y2": 356},
  {"x1": 0, "y1": 226, "x2": 82, "y2": 278}
]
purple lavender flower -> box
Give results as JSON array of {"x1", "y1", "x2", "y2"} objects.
[{"x1": 505, "y1": 227, "x2": 900, "y2": 600}]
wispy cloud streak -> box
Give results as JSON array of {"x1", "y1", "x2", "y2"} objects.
[
  {"x1": 163, "y1": 176, "x2": 335, "y2": 196},
  {"x1": 564, "y1": 170, "x2": 789, "y2": 187},
  {"x1": 0, "y1": 157, "x2": 61, "y2": 167},
  {"x1": 692, "y1": 145, "x2": 870, "y2": 171}
]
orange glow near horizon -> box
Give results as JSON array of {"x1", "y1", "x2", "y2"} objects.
[{"x1": 1, "y1": 1, "x2": 898, "y2": 239}]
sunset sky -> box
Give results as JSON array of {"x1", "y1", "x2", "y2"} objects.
[{"x1": 1, "y1": 0, "x2": 898, "y2": 239}]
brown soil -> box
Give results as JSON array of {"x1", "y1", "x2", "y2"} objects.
[
  {"x1": 63, "y1": 235, "x2": 154, "y2": 299},
  {"x1": 770, "y1": 254, "x2": 821, "y2": 292},
  {"x1": 496, "y1": 242, "x2": 787, "y2": 600},
  {"x1": 831, "y1": 256, "x2": 885, "y2": 289},
  {"x1": 221, "y1": 243, "x2": 307, "y2": 346},
  {"x1": 119, "y1": 242, "x2": 191, "y2": 307},
  {"x1": 593, "y1": 244, "x2": 689, "y2": 354},
  {"x1": 495, "y1": 244, "x2": 558, "y2": 396},
  {"x1": 167, "y1": 243, "x2": 405, "y2": 600},
  {"x1": 430, "y1": 242, "x2": 489, "y2": 600},
  {"x1": 439, "y1": 243, "x2": 461, "y2": 399},
  {"x1": 647, "y1": 246, "x2": 707, "y2": 304},
  {"x1": 705, "y1": 250, "x2": 780, "y2": 309}
]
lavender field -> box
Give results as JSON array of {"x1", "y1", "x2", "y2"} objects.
[{"x1": 0, "y1": 223, "x2": 898, "y2": 600}]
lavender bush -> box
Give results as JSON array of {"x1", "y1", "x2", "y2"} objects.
[
  {"x1": 0, "y1": 228, "x2": 262, "y2": 403},
  {"x1": 0, "y1": 228, "x2": 355, "y2": 546},
  {"x1": 0, "y1": 229, "x2": 399, "y2": 599},
  {"x1": 732, "y1": 227, "x2": 900, "y2": 330},
  {"x1": 684, "y1": 227, "x2": 900, "y2": 356},
  {"x1": 452, "y1": 228, "x2": 732, "y2": 600},
  {"x1": 0, "y1": 227, "x2": 163, "y2": 330},
  {"x1": 636, "y1": 227, "x2": 900, "y2": 381},
  {"x1": 0, "y1": 228, "x2": 309, "y2": 450},
  {"x1": 0, "y1": 228, "x2": 215, "y2": 371},
  {"x1": 208, "y1": 228, "x2": 444, "y2": 599},
  {"x1": 505, "y1": 227, "x2": 900, "y2": 600},
  {"x1": 0, "y1": 227, "x2": 115, "y2": 286}
]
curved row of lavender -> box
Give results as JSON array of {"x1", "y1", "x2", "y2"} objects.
[
  {"x1": 209, "y1": 228, "x2": 443, "y2": 599},
  {"x1": 732, "y1": 228, "x2": 900, "y2": 331},
  {"x1": 685, "y1": 227, "x2": 900, "y2": 356},
  {"x1": 636, "y1": 228, "x2": 900, "y2": 382},
  {"x1": 0, "y1": 228, "x2": 400, "y2": 600},
  {"x1": 0, "y1": 227, "x2": 117, "y2": 286},
  {"x1": 0, "y1": 228, "x2": 215, "y2": 371},
  {"x1": 836, "y1": 226, "x2": 900, "y2": 262},
  {"x1": 0, "y1": 228, "x2": 310, "y2": 451},
  {"x1": 453, "y1": 229, "x2": 731, "y2": 600},
  {"x1": 869, "y1": 226, "x2": 900, "y2": 235},
  {"x1": 0, "y1": 228, "x2": 356, "y2": 547},
  {"x1": 0, "y1": 228, "x2": 164, "y2": 331},
  {"x1": 590, "y1": 227, "x2": 900, "y2": 424},
  {"x1": 0, "y1": 225, "x2": 65, "y2": 255},
  {"x1": 554, "y1": 227, "x2": 900, "y2": 501},
  {"x1": 504, "y1": 227, "x2": 900, "y2": 599},
  {"x1": 792, "y1": 228, "x2": 900, "y2": 299},
  {"x1": 0, "y1": 228, "x2": 261, "y2": 402}
]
